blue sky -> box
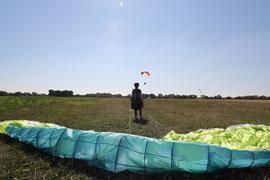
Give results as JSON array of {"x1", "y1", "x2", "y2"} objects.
[{"x1": 0, "y1": 0, "x2": 269, "y2": 97}]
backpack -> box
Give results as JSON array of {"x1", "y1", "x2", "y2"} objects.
[{"x1": 132, "y1": 89, "x2": 141, "y2": 101}]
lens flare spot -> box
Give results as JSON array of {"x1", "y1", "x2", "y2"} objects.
[{"x1": 120, "y1": 1, "x2": 124, "y2": 7}]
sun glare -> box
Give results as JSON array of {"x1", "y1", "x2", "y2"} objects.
[{"x1": 120, "y1": 1, "x2": 124, "y2": 7}]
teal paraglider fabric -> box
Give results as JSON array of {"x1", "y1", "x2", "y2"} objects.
[{"x1": 5, "y1": 125, "x2": 270, "y2": 174}]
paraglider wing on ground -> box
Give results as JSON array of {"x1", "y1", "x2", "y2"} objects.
[{"x1": 1, "y1": 120, "x2": 270, "y2": 174}]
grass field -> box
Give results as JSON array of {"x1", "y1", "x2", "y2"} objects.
[{"x1": 1, "y1": 96, "x2": 270, "y2": 179}]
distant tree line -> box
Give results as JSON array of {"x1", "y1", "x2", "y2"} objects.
[
  {"x1": 1, "y1": 90, "x2": 270, "y2": 100},
  {"x1": 76, "y1": 93, "x2": 123, "y2": 98},
  {"x1": 48, "y1": 89, "x2": 73, "y2": 97},
  {"x1": 198, "y1": 94, "x2": 270, "y2": 100},
  {"x1": 0, "y1": 91, "x2": 46, "y2": 96},
  {"x1": 149, "y1": 94, "x2": 198, "y2": 99}
]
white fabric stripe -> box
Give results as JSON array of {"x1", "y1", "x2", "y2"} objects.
[{"x1": 26, "y1": 120, "x2": 65, "y2": 129}]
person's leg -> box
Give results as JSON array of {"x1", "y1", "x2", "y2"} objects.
[
  {"x1": 139, "y1": 109, "x2": 142, "y2": 120},
  {"x1": 134, "y1": 110, "x2": 138, "y2": 120}
]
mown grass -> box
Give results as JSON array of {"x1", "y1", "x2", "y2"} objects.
[{"x1": 1, "y1": 96, "x2": 270, "y2": 179}]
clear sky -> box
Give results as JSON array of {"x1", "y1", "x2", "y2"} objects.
[{"x1": 0, "y1": 0, "x2": 269, "y2": 97}]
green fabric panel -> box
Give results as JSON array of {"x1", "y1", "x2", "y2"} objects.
[
  {"x1": 162, "y1": 125, "x2": 270, "y2": 151},
  {"x1": 0, "y1": 120, "x2": 30, "y2": 134},
  {"x1": 0, "y1": 120, "x2": 58, "y2": 134}
]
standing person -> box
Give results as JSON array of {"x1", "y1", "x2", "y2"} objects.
[{"x1": 131, "y1": 82, "x2": 143, "y2": 121}]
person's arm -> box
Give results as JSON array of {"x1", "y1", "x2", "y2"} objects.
[
  {"x1": 139, "y1": 90, "x2": 143, "y2": 100},
  {"x1": 132, "y1": 90, "x2": 136, "y2": 100}
]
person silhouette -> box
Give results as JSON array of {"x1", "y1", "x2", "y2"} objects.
[{"x1": 131, "y1": 82, "x2": 143, "y2": 121}]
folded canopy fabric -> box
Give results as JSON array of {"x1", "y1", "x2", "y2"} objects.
[
  {"x1": 0, "y1": 120, "x2": 63, "y2": 134},
  {"x1": 1, "y1": 120, "x2": 270, "y2": 174},
  {"x1": 162, "y1": 125, "x2": 270, "y2": 151}
]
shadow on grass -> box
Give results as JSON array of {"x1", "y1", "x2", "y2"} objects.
[
  {"x1": 1, "y1": 134, "x2": 270, "y2": 179},
  {"x1": 133, "y1": 119, "x2": 148, "y2": 125}
]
